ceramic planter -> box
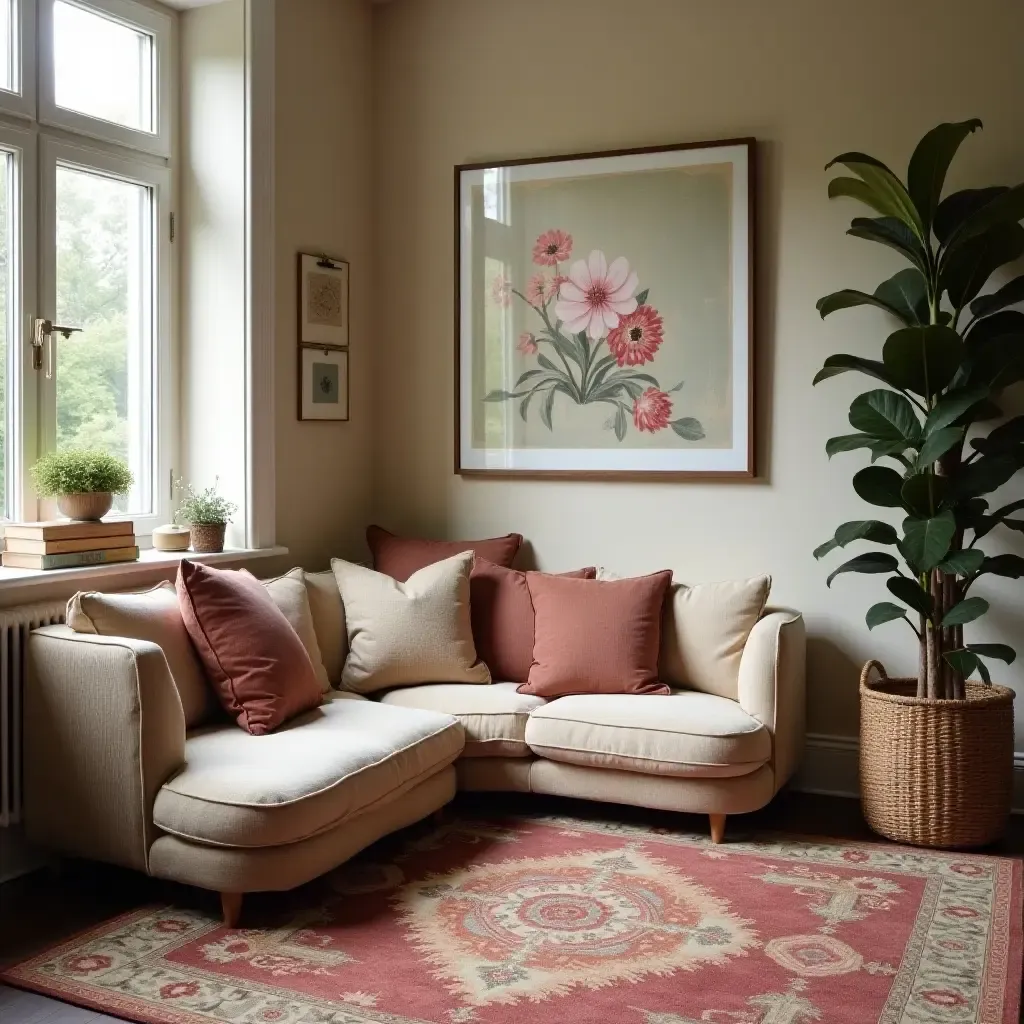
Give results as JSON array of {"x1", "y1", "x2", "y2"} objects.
[{"x1": 57, "y1": 492, "x2": 113, "y2": 521}]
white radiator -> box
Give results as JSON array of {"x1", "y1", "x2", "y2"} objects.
[{"x1": 0, "y1": 600, "x2": 66, "y2": 827}]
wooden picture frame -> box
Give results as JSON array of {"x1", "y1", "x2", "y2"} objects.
[
  {"x1": 298, "y1": 345, "x2": 349, "y2": 421},
  {"x1": 298, "y1": 252, "x2": 349, "y2": 348},
  {"x1": 455, "y1": 138, "x2": 756, "y2": 480}
]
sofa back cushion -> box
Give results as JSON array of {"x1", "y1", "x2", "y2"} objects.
[
  {"x1": 367, "y1": 524, "x2": 522, "y2": 582},
  {"x1": 177, "y1": 560, "x2": 323, "y2": 735},
  {"x1": 261, "y1": 569, "x2": 331, "y2": 692},
  {"x1": 520, "y1": 570, "x2": 672, "y2": 698},
  {"x1": 471, "y1": 559, "x2": 596, "y2": 683},
  {"x1": 333, "y1": 551, "x2": 491, "y2": 693},
  {"x1": 598, "y1": 570, "x2": 770, "y2": 699},
  {"x1": 67, "y1": 582, "x2": 217, "y2": 728},
  {"x1": 303, "y1": 569, "x2": 347, "y2": 685}
]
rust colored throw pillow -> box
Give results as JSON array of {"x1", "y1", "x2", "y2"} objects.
[
  {"x1": 176, "y1": 560, "x2": 323, "y2": 735},
  {"x1": 471, "y1": 559, "x2": 596, "y2": 683},
  {"x1": 519, "y1": 570, "x2": 673, "y2": 698},
  {"x1": 367, "y1": 524, "x2": 522, "y2": 583}
]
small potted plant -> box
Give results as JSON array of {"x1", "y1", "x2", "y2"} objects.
[
  {"x1": 31, "y1": 448, "x2": 133, "y2": 521},
  {"x1": 175, "y1": 478, "x2": 237, "y2": 553}
]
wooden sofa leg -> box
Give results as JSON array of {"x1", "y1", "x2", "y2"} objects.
[
  {"x1": 221, "y1": 892, "x2": 243, "y2": 929},
  {"x1": 709, "y1": 814, "x2": 726, "y2": 844}
]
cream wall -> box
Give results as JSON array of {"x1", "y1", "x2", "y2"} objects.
[
  {"x1": 371, "y1": 0, "x2": 1024, "y2": 743},
  {"x1": 273, "y1": 0, "x2": 374, "y2": 569}
]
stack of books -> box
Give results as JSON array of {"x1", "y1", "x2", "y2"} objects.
[{"x1": 2, "y1": 520, "x2": 139, "y2": 570}]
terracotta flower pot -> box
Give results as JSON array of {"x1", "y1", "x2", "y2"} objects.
[
  {"x1": 189, "y1": 523, "x2": 227, "y2": 553},
  {"x1": 860, "y1": 661, "x2": 1015, "y2": 848},
  {"x1": 57, "y1": 492, "x2": 113, "y2": 521}
]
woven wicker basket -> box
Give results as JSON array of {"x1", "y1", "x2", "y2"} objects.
[
  {"x1": 189, "y1": 523, "x2": 226, "y2": 553},
  {"x1": 860, "y1": 661, "x2": 1015, "y2": 848}
]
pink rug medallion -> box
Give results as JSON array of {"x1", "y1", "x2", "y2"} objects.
[{"x1": 3, "y1": 813, "x2": 1021, "y2": 1023}]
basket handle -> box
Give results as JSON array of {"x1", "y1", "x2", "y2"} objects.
[{"x1": 860, "y1": 659, "x2": 889, "y2": 687}]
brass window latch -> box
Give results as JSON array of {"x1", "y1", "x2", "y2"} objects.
[{"x1": 32, "y1": 318, "x2": 82, "y2": 379}]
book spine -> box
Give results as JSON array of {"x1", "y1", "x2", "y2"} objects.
[{"x1": 36, "y1": 548, "x2": 139, "y2": 570}]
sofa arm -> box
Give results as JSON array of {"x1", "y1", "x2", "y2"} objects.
[
  {"x1": 25, "y1": 625, "x2": 186, "y2": 874},
  {"x1": 737, "y1": 609, "x2": 806, "y2": 792}
]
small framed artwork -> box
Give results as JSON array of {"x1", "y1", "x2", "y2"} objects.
[
  {"x1": 455, "y1": 138, "x2": 755, "y2": 479},
  {"x1": 299, "y1": 252, "x2": 349, "y2": 347},
  {"x1": 299, "y1": 346, "x2": 349, "y2": 421}
]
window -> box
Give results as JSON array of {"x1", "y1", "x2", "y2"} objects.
[{"x1": 0, "y1": 0, "x2": 175, "y2": 536}]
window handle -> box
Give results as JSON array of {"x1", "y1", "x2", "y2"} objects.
[{"x1": 32, "y1": 318, "x2": 82, "y2": 379}]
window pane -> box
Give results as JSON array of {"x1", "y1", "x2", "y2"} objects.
[
  {"x1": 56, "y1": 165, "x2": 154, "y2": 516},
  {"x1": 0, "y1": 151, "x2": 11, "y2": 518},
  {"x1": 54, "y1": 2, "x2": 154, "y2": 133},
  {"x1": 0, "y1": 0, "x2": 13, "y2": 94}
]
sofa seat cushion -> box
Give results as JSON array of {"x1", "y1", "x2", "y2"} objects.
[
  {"x1": 524, "y1": 691, "x2": 770, "y2": 778},
  {"x1": 379, "y1": 683, "x2": 545, "y2": 757},
  {"x1": 153, "y1": 693, "x2": 463, "y2": 848}
]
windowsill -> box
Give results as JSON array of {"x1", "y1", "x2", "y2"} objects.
[{"x1": 0, "y1": 545, "x2": 290, "y2": 593}]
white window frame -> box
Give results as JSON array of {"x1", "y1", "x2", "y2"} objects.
[
  {"x1": 38, "y1": 135, "x2": 172, "y2": 537},
  {"x1": 38, "y1": 0, "x2": 172, "y2": 157},
  {"x1": 0, "y1": 0, "x2": 37, "y2": 120}
]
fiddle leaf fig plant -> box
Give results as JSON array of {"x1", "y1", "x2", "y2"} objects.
[{"x1": 814, "y1": 119, "x2": 1024, "y2": 699}]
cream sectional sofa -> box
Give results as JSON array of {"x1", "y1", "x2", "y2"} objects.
[{"x1": 24, "y1": 569, "x2": 805, "y2": 926}]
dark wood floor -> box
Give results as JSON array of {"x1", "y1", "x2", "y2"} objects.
[{"x1": 1, "y1": 790, "x2": 1021, "y2": 1022}]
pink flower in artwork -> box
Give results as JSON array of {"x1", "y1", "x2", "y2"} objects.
[
  {"x1": 607, "y1": 305, "x2": 665, "y2": 366},
  {"x1": 490, "y1": 271, "x2": 512, "y2": 307},
  {"x1": 525, "y1": 273, "x2": 559, "y2": 307},
  {"x1": 633, "y1": 387, "x2": 673, "y2": 432},
  {"x1": 532, "y1": 229, "x2": 573, "y2": 266},
  {"x1": 555, "y1": 250, "x2": 638, "y2": 339},
  {"x1": 517, "y1": 332, "x2": 539, "y2": 355}
]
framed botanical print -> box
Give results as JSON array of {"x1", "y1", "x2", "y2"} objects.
[
  {"x1": 299, "y1": 346, "x2": 349, "y2": 421},
  {"x1": 299, "y1": 252, "x2": 349, "y2": 347},
  {"x1": 455, "y1": 138, "x2": 755, "y2": 479}
]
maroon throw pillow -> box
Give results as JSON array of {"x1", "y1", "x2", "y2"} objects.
[
  {"x1": 367, "y1": 524, "x2": 522, "y2": 582},
  {"x1": 519, "y1": 570, "x2": 673, "y2": 698},
  {"x1": 176, "y1": 560, "x2": 323, "y2": 735},
  {"x1": 471, "y1": 559, "x2": 596, "y2": 683}
]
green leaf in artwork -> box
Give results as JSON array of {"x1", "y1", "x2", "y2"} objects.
[
  {"x1": 519, "y1": 393, "x2": 533, "y2": 422},
  {"x1": 539, "y1": 388, "x2": 557, "y2": 430},
  {"x1": 613, "y1": 405, "x2": 627, "y2": 442},
  {"x1": 866, "y1": 602, "x2": 908, "y2": 630},
  {"x1": 852, "y1": 465, "x2": 905, "y2": 508},
  {"x1": 901, "y1": 511, "x2": 956, "y2": 572},
  {"x1": 825, "y1": 551, "x2": 899, "y2": 587},
  {"x1": 635, "y1": 288, "x2": 649, "y2": 305},
  {"x1": 537, "y1": 354, "x2": 560, "y2": 373},
  {"x1": 941, "y1": 596, "x2": 990, "y2": 628},
  {"x1": 887, "y1": 575, "x2": 933, "y2": 617},
  {"x1": 483, "y1": 389, "x2": 518, "y2": 402},
  {"x1": 667, "y1": 380, "x2": 685, "y2": 393},
  {"x1": 671, "y1": 417, "x2": 705, "y2": 441}
]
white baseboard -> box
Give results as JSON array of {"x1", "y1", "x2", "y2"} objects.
[{"x1": 794, "y1": 733, "x2": 1024, "y2": 814}]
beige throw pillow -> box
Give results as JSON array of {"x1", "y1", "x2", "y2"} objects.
[
  {"x1": 332, "y1": 551, "x2": 491, "y2": 694},
  {"x1": 303, "y1": 569, "x2": 348, "y2": 685},
  {"x1": 67, "y1": 582, "x2": 216, "y2": 727},
  {"x1": 261, "y1": 568, "x2": 331, "y2": 692},
  {"x1": 598, "y1": 569, "x2": 770, "y2": 699}
]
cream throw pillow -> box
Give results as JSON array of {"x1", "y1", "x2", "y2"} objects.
[
  {"x1": 67, "y1": 582, "x2": 216, "y2": 727},
  {"x1": 332, "y1": 551, "x2": 491, "y2": 694},
  {"x1": 303, "y1": 569, "x2": 348, "y2": 685},
  {"x1": 598, "y1": 569, "x2": 770, "y2": 700},
  {"x1": 261, "y1": 568, "x2": 331, "y2": 692}
]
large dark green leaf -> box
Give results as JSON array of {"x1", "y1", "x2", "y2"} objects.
[
  {"x1": 955, "y1": 453, "x2": 1019, "y2": 499},
  {"x1": 941, "y1": 222, "x2": 1024, "y2": 308},
  {"x1": 866, "y1": 602, "x2": 909, "y2": 630},
  {"x1": 813, "y1": 354, "x2": 906, "y2": 390},
  {"x1": 848, "y1": 390, "x2": 921, "y2": 442},
  {"x1": 870, "y1": 439, "x2": 914, "y2": 464},
  {"x1": 825, "y1": 551, "x2": 899, "y2": 588},
  {"x1": 887, "y1": 575, "x2": 933, "y2": 616},
  {"x1": 847, "y1": 217, "x2": 930, "y2": 275},
  {"x1": 923, "y1": 387, "x2": 988, "y2": 434},
  {"x1": 874, "y1": 269, "x2": 930, "y2": 326},
  {"x1": 967, "y1": 643, "x2": 1016, "y2": 665},
  {"x1": 901, "y1": 472, "x2": 949, "y2": 517},
  {"x1": 934, "y1": 187, "x2": 1008, "y2": 245},
  {"x1": 882, "y1": 325, "x2": 963, "y2": 396},
  {"x1": 965, "y1": 309, "x2": 1024, "y2": 345},
  {"x1": 826, "y1": 156, "x2": 924, "y2": 237},
  {"x1": 942, "y1": 596, "x2": 990, "y2": 627},
  {"x1": 977, "y1": 554, "x2": 1024, "y2": 579},
  {"x1": 946, "y1": 183, "x2": 1024, "y2": 250},
  {"x1": 907, "y1": 119, "x2": 983, "y2": 233},
  {"x1": 916, "y1": 426, "x2": 963, "y2": 468},
  {"x1": 939, "y1": 549, "x2": 985, "y2": 575},
  {"x1": 971, "y1": 275, "x2": 1024, "y2": 319},
  {"x1": 901, "y1": 511, "x2": 956, "y2": 572},
  {"x1": 814, "y1": 519, "x2": 900, "y2": 559},
  {"x1": 825, "y1": 433, "x2": 879, "y2": 458},
  {"x1": 970, "y1": 415, "x2": 1024, "y2": 455},
  {"x1": 853, "y1": 466, "x2": 905, "y2": 507},
  {"x1": 943, "y1": 649, "x2": 990, "y2": 684}
]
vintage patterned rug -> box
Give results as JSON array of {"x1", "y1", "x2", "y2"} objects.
[{"x1": 3, "y1": 814, "x2": 1021, "y2": 1024}]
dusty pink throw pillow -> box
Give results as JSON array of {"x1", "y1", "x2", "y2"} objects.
[
  {"x1": 176, "y1": 560, "x2": 323, "y2": 735},
  {"x1": 471, "y1": 559, "x2": 596, "y2": 683},
  {"x1": 519, "y1": 570, "x2": 673, "y2": 698},
  {"x1": 367, "y1": 524, "x2": 522, "y2": 582}
]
